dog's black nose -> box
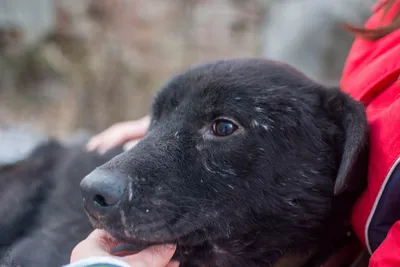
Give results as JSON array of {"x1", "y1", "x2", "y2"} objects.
[{"x1": 80, "y1": 168, "x2": 128, "y2": 214}]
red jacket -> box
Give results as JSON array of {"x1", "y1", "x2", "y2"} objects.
[{"x1": 340, "y1": 0, "x2": 400, "y2": 266}]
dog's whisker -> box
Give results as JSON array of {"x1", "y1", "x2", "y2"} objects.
[{"x1": 128, "y1": 181, "x2": 133, "y2": 202}]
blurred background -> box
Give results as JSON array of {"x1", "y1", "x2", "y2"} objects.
[{"x1": 0, "y1": 0, "x2": 375, "y2": 144}]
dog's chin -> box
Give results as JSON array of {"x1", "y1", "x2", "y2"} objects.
[{"x1": 85, "y1": 209, "x2": 208, "y2": 249}]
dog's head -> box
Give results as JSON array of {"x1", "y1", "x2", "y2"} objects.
[{"x1": 80, "y1": 59, "x2": 368, "y2": 265}]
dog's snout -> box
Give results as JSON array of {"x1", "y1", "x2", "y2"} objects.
[{"x1": 80, "y1": 169, "x2": 129, "y2": 214}]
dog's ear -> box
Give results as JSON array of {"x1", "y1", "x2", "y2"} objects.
[{"x1": 324, "y1": 89, "x2": 369, "y2": 196}]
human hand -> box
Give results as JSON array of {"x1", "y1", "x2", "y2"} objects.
[
  {"x1": 86, "y1": 115, "x2": 150, "y2": 154},
  {"x1": 70, "y1": 229, "x2": 179, "y2": 267}
]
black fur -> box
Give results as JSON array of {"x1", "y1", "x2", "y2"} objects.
[
  {"x1": 0, "y1": 141, "x2": 123, "y2": 266},
  {"x1": 81, "y1": 59, "x2": 369, "y2": 267}
]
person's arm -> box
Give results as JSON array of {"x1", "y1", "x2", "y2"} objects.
[{"x1": 369, "y1": 221, "x2": 400, "y2": 267}]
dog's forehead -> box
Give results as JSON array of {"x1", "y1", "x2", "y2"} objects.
[
  {"x1": 152, "y1": 59, "x2": 318, "y2": 119},
  {"x1": 164, "y1": 59, "x2": 313, "y2": 97},
  {"x1": 187, "y1": 59, "x2": 309, "y2": 85}
]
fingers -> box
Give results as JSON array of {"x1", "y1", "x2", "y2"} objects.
[
  {"x1": 87, "y1": 133, "x2": 129, "y2": 155},
  {"x1": 166, "y1": 262, "x2": 180, "y2": 267},
  {"x1": 70, "y1": 230, "x2": 178, "y2": 267},
  {"x1": 86, "y1": 116, "x2": 150, "y2": 154},
  {"x1": 123, "y1": 244, "x2": 178, "y2": 267},
  {"x1": 70, "y1": 230, "x2": 120, "y2": 262},
  {"x1": 123, "y1": 139, "x2": 141, "y2": 151},
  {"x1": 85, "y1": 124, "x2": 133, "y2": 153},
  {"x1": 86, "y1": 229, "x2": 120, "y2": 252}
]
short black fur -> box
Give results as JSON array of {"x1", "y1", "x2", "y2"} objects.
[
  {"x1": 81, "y1": 59, "x2": 369, "y2": 267},
  {"x1": 0, "y1": 142, "x2": 123, "y2": 266}
]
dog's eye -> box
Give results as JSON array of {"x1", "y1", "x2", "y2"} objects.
[{"x1": 212, "y1": 119, "x2": 238, "y2": 136}]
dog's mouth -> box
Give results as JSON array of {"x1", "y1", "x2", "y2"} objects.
[
  {"x1": 84, "y1": 206, "x2": 319, "y2": 266},
  {"x1": 84, "y1": 205, "x2": 207, "y2": 250}
]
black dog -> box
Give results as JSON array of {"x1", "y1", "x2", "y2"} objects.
[
  {"x1": 80, "y1": 59, "x2": 369, "y2": 267},
  {"x1": 0, "y1": 141, "x2": 123, "y2": 267}
]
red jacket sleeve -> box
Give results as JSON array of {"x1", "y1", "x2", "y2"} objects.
[
  {"x1": 340, "y1": 0, "x2": 400, "y2": 255},
  {"x1": 369, "y1": 221, "x2": 400, "y2": 267}
]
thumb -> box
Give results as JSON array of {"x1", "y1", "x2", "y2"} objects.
[{"x1": 70, "y1": 230, "x2": 119, "y2": 262}]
